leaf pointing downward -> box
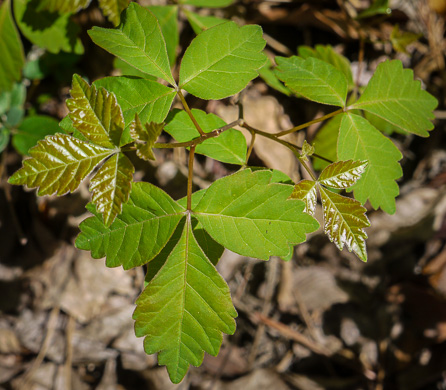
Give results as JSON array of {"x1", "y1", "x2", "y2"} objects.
[
  {"x1": 67, "y1": 75, "x2": 124, "y2": 148},
  {"x1": 290, "y1": 180, "x2": 317, "y2": 216},
  {"x1": 318, "y1": 185, "x2": 370, "y2": 261},
  {"x1": 318, "y1": 160, "x2": 368, "y2": 189},
  {"x1": 90, "y1": 152, "x2": 134, "y2": 226},
  {"x1": 133, "y1": 216, "x2": 237, "y2": 384}
]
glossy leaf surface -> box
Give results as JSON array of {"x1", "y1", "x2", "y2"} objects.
[
  {"x1": 0, "y1": 0, "x2": 24, "y2": 93},
  {"x1": 134, "y1": 217, "x2": 236, "y2": 384},
  {"x1": 8, "y1": 134, "x2": 112, "y2": 195},
  {"x1": 90, "y1": 152, "x2": 134, "y2": 226},
  {"x1": 319, "y1": 185, "x2": 370, "y2": 261},
  {"x1": 89, "y1": 3, "x2": 175, "y2": 85},
  {"x1": 67, "y1": 75, "x2": 124, "y2": 148},
  {"x1": 351, "y1": 60, "x2": 437, "y2": 137},
  {"x1": 290, "y1": 180, "x2": 317, "y2": 216},
  {"x1": 98, "y1": 0, "x2": 129, "y2": 26},
  {"x1": 130, "y1": 115, "x2": 163, "y2": 161},
  {"x1": 194, "y1": 169, "x2": 319, "y2": 260},
  {"x1": 338, "y1": 113, "x2": 402, "y2": 214},
  {"x1": 76, "y1": 182, "x2": 185, "y2": 269},
  {"x1": 179, "y1": 21, "x2": 266, "y2": 99},
  {"x1": 275, "y1": 56, "x2": 347, "y2": 107},
  {"x1": 14, "y1": 0, "x2": 84, "y2": 54},
  {"x1": 165, "y1": 109, "x2": 247, "y2": 165},
  {"x1": 318, "y1": 160, "x2": 368, "y2": 189}
]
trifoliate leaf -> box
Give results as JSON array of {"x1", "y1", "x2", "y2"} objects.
[
  {"x1": 289, "y1": 180, "x2": 317, "y2": 216},
  {"x1": 351, "y1": 60, "x2": 438, "y2": 137},
  {"x1": 14, "y1": 0, "x2": 84, "y2": 55},
  {"x1": 179, "y1": 21, "x2": 267, "y2": 100},
  {"x1": 134, "y1": 217, "x2": 236, "y2": 384},
  {"x1": 298, "y1": 45, "x2": 354, "y2": 90},
  {"x1": 76, "y1": 182, "x2": 185, "y2": 269},
  {"x1": 67, "y1": 74, "x2": 125, "y2": 148},
  {"x1": 89, "y1": 152, "x2": 134, "y2": 226},
  {"x1": 0, "y1": 0, "x2": 24, "y2": 93},
  {"x1": 98, "y1": 0, "x2": 129, "y2": 26},
  {"x1": 36, "y1": 0, "x2": 91, "y2": 13},
  {"x1": 178, "y1": 0, "x2": 234, "y2": 7},
  {"x1": 275, "y1": 56, "x2": 348, "y2": 107},
  {"x1": 338, "y1": 113, "x2": 402, "y2": 214},
  {"x1": 164, "y1": 109, "x2": 247, "y2": 165},
  {"x1": 130, "y1": 115, "x2": 163, "y2": 161},
  {"x1": 148, "y1": 6, "x2": 179, "y2": 66},
  {"x1": 193, "y1": 169, "x2": 319, "y2": 260},
  {"x1": 88, "y1": 3, "x2": 175, "y2": 85},
  {"x1": 318, "y1": 185, "x2": 370, "y2": 261},
  {"x1": 318, "y1": 160, "x2": 368, "y2": 189},
  {"x1": 8, "y1": 134, "x2": 113, "y2": 195},
  {"x1": 183, "y1": 9, "x2": 227, "y2": 34}
]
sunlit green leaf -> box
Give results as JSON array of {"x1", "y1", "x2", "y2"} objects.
[
  {"x1": 364, "y1": 111, "x2": 407, "y2": 136},
  {"x1": 290, "y1": 179, "x2": 317, "y2": 216},
  {"x1": 0, "y1": 0, "x2": 24, "y2": 93},
  {"x1": 183, "y1": 9, "x2": 226, "y2": 34},
  {"x1": 351, "y1": 60, "x2": 438, "y2": 137},
  {"x1": 90, "y1": 152, "x2": 134, "y2": 226},
  {"x1": 298, "y1": 45, "x2": 354, "y2": 90},
  {"x1": 312, "y1": 116, "x2": 341, "y2": 171},
  {"x1": 179, "y1": 21, "x2": 267, "y2": 100},
  {"x1": 390, "y1": 25, "x2": 422, "y2": 54},
  {"x1": 148, "y1": 5, "x2": 179, "y2": 66},
  {"x1": 88, "y1": 3, "x2": 175, "y2": 85},
  {"x1": 130, "y1": 115, "x2": 163, "y2": 161},
  {"x1": 338, "y1": 113, "x2": 402, "y2": 214},
  {"x1": 193, "y1": 169, "x2": 319, "y2": 260},
  {"x1": 275, "y1": 56, "x2": 348, "y2": 107},
  {"x1": 8, "y1": 133, "x2": 113, "y2": 195},
  {"x1": 14, "y1": 0, "x2": 84, "y2": 55},
  {"x1": 357, "y1": 0, "x2": 391, "y2": 18},
  {"x1": 12, "y1": 115, "x2": 63, "y2": 155},
  {"x1": 178, "y1": 0, "x2": 234, "y2": 7},
  {"x1": 134, "y1": 217, "x2": 236, "y2": 384},
  {"x1": 67, "y1": 74, "x2": 125, "y2": 148},
  {"x1": 318, "y1": 160, "x2": 368, "y2": 189},
  {"x1": 76, "y1": 182, "x2": 185, "y2": 269},
  {"x1": 318, "y1": 185, "x2": 369, "y2": 261},
  {"x1": 165, "y1": 109, "x2": 247, "y2": 165},
  {"x1": 113, "y1": 58, "x2": 156, "y2": 79},
  {"x1": 98, "y1": 0, "x2": 129, "y2": 26},
  {"x1": 258, "y1": 57, "x2": 291, "y2": 96},
  {"x1": 36, "y1": 0, "x2": 91, "y2": 13}
]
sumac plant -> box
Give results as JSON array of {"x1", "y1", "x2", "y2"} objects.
[{"x1": 8, "y1": 2, "x2": 437, "y2": 384}]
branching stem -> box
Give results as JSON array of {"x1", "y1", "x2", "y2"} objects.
[{"x1": 177, "y1": 89, "x2": 205, "y2": 136}]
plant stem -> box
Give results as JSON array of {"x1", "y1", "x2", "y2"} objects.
[
  {"x1": 177, "y1": 89, "x2": 205, "y2": 136},
  {"x1": 187, "y1": 146, "x2": 195, "y2": 211},
  {"x1": 244, "y1": 130, "x2": 256, "y2": 166},
  {"x1": 275, "y1": 108, "x2": 344, "y2": 137}
]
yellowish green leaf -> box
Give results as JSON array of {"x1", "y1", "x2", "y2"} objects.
[
  {"x1": 98, "y1": 0, "x2": 130, "y2": 26},
  {"x1": 289, "y1": 179, "x2": 317, "y2": 216},
  {"x1": 130, "y1": 115, "x2": 163, "y2": 161},
  {"x1": 37, "y1": 0, "x2": 91, "y2": 13}
]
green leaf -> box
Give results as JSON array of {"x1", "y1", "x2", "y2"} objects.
[
  {"x1": 76, "y1": 182, "x2": 185, "y2": 269},
  {"x1": 364, "y1": 111, "x2": 407, "y2": 136},
  {"x1": 36, "y1": 0, "x2": 91, "y2": 13},
  {"x1": 178, "y1": 0, "x2": 234, "y2": 7},
  {"x1": 113, "y1": 58, "x2": 156, "y2": 80},
  {"x1": 183, "y1": 9, "x2": 227, "y2": 34},
  {"x1": 351, "y1": 60, "x2": 438, "y2": 137},
  {"x1": 193, "y1": 169, "x2": 319, "y2": 260},
  {"x1": 318, "y1": 160, "x2": 368, "y2": 189},
  {"x1": 1, "y1": 82, "x2": 26, "y2": 127},
  {"x1": 89, "y1": 152, "x2": 134, "y2": 227},
  {"x1": 0, "y1": 127, "x2": 10, "y2": 153},
  {"x1": 312, "y1": 115, "x2": 341, "y2": 171},
  {"x1": 93, "y1": 76, "x2": 175, "y2": 145},
  {"x1": 165, "y1": 109, "x2": 247, "y2": 165},
  {"x1": 357, "y1": 0, "x2": 391, "y2": 18},
  {"x1": 297, "y1": 45, "x2": 354, "y2": 90},
  {"x1": 258, "y1": 57, "x2": 291, "y2": 96},
  {"x1": 67, "y1": 74, "x2": 124, "y2": 148},
  {"x1": 318, "y1": 185, "x2": 370, "y2": 261},
  {"x1": 88, "y1": 3, "x2": 175, "y2": 85},
  {"x1": 130, "y1": 115, "x2": 164, "y2": 161},
  {"x1": 12, "y1": 115, "x2": 63, "y2": 155},
  {"x1": 134, "y1": 216, "x2": 236, "y2": 384},
  {"x1": 338, "y1": 113, "x2": 402, "y2": 214},
  {"x1": 148, "y1": 6, "x2": 179, "y2": 66},
  {"x1": 14, "y1": 0, "x2": 84, "y2": 55},
  {"x1": 0, "y1": 0, "x2": 25, "y2": 93},
  {"x1": 275, "y1": 56, "x2": 348, "y2": 107},
  {"x1": 390, "y1": 25, "x2": 422, "y2": 54},
  {"x1": 8, "y1": 133, "x2": 113, "y2": 195},
  {"x1": 179, "y1": 21, "x2": 267, "y2": 100},
  {"x1": 289, "y1": 179, "x2": 317, "y2": 216},
  {"x1": 98, "y1": 0, "x2": 129, "y2": 26}
]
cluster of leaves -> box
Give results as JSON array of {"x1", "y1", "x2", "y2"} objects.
[{"x1": 7, "y1": 0, "x2": 438, "y2": 384}]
